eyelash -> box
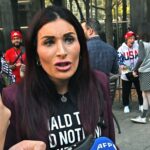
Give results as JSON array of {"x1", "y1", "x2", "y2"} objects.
[
  {"x1": 64, "y1": 36, "x2": 75, "y2": 44},
  {"x1": 43, "y1": 39, "x2": 54, "y2": 46},
  {"x1": 42, "y1": 36, "x2": 75, "y2": 47}
]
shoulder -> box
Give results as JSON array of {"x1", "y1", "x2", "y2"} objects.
[
  {"x1": 94, "y1": 70, "x2": 108, "y2": 80},
  {"x1": 118, "y1": 43, "x2": 126, "y2": 51},
  {"x1": 5, "y1": 48, "x2": 14, "y2": 53},
  {"x1": 98, "y1": 40, "x2": 117, "y2": 55},
  {"x1": 87, "y1": 36, "x2": 102, "y2": 45},
  {"x1": 93, "y1": 70, "x2": 111, "y2": 103},
  {"x1": 93, "y1": 70, "x2": 109, "y2": 90},
  {"x1": 143, "y1": 42, "x2": 150, "y2": 48},
  {"x1": 133, "y1": 41, "x2": 139, "y2": 49},
  {"x1": 5, "y1": 48, "x2": 15, "y2": 56},
  {"x1": 88, "y1": 37, "x2": 116, "y2": 53}
]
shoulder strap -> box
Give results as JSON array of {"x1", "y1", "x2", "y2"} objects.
[{"x1": 13, "y1": 47, "x2": 25, "y2": 64}]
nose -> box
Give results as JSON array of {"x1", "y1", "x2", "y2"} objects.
[{"x1": 56, "y1": 41, "x2": 67, "y2": 58}]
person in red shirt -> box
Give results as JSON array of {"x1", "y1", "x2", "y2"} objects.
[{"x1": 4, "y1": 29, "x2": 26, "y2": 83}]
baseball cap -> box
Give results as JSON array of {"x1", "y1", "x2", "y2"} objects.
[
  {"x1": 124, "y1": 31, "x2": 135, "y2": 39},
  {"x1": 10, "y1": 30, "x2": 23, "y2": 40}
]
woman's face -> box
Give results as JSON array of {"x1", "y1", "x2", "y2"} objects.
[{"x1": 37, "y1": 18, "x2": 80, "y2": 84}]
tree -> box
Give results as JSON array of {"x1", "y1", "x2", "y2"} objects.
[
  {"x1": 11, "y1": 0, "x2": 19, "y2": 28},
  {"x1": 0, "y1": 0, "x2": 16, "y2": 50},
  {"x1": 130, "y1": 0, "x2": 150, "y2": 35},
  {"x1": 122, "y1": 0, "x2": 127, "y2": 35},
  {"x1": 51, "y1": 0, "x2": 64, "y2": 6},
  {"x1": 82, "y1": 0, "x2": 90, "y2": 20},
  {"x1": 105, "y1": 0, "x2": 113, "y2": 45},
  {"x1": 74, "y1": 0, "x2": 84, "y2": 21}
]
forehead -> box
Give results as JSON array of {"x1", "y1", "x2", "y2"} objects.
[
  {"x1": 11, "y1": 36, "x2": 21, "y2": 40},
  {"x1": 127, "y1": 36, "x2": 135, "y2": 40},
  {"x1": 38, "y1": 18, "x2": 76, "y2": 37}
]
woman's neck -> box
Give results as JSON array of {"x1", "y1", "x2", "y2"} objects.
[{"x1": 54, "y1": 79, "x2": 69, "y2": 95}]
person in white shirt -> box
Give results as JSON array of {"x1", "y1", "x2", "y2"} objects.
[{"x1": 118, "y1": 31, "x2": 143, "y2": 113}]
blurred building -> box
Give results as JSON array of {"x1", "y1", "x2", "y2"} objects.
[{"x1": 0, "y1": 0, "x2": 44, "y2": 54}]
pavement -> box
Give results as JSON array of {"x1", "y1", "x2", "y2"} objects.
[{"x1": 113, "y1": 100, "x2": 150, "y2": 150}]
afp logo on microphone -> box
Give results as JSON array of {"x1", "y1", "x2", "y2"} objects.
[{"x1": 90, "y1": 137, "x2": 117, "y2": 150}]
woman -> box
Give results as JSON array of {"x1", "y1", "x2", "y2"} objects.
[
  {"x1": 131, "y1": 29, "x2": 150, "y2": 124},
  {"x1": 2, "y1": 6, "x2": 115, "y2": 149}
]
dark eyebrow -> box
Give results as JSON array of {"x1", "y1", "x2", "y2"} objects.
[
  {"x1": 41, "y1": 36, "x2": 54, "y2": 39},
  {"x1": 64, "y1": 32, "x2": 76, "y2": 37},
  {"x1": 41, "y1": 32, "x2": 76, "y2": 39}
]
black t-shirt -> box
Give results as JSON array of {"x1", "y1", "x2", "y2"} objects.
[{"x1": 48, "y1": 93, "x2": 102, "y2": 150}]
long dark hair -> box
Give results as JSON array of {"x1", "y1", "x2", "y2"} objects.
[{"x1": 16, "y1": 6, "x2": 104, "y2": 142}]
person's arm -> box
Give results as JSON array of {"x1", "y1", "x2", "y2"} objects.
[
  {"x1": 111, "y1": 49, "x2": 119, "y2": 74},
  {"x1": 103, "y1": 75, "x2": 116, "y2": 142},
  {"x1": 0, "y1": 95, "x2": 11, "y2": 150},
  {"x1": 2, "y1": 85, "x2": 19, "y2": 149},
  {"x1": 133, "y1": 40, "x2": 145, "y2": 72},
  {"x1": 96, "y1": 71, "x2": 120, "y2": 149},
  {"x1": 95, "y1": 71, "x2": 115, "y2": 142}
]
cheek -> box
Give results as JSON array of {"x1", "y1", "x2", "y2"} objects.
[
  {"x1": 127, "y1": 40, "x2": 131, "y2": 44},
  {"x1": 72, "y1": 45, "x2": 80, "y2": 67},
  {"x1": 37, "y1": 46, "x2": 54, "y2": 71}
]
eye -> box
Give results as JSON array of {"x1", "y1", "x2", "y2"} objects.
[
  {"x1": 64, "y1": 35, "x2": 75, "y2": 44},
  {"x1": 42, "y1": 38, "x2": 54, "y2": 47}
]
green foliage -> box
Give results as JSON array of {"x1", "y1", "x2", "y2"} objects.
[
  {"x1": 44, "y1": 0, "x2": 130, "y2": 22},
  {"x1": 45, "y1": 0, "x2": 52, "y2": 7}
]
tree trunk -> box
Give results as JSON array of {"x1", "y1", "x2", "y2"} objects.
[
  {"x1": 69, "y1": 0, "x2": 73, "y2": 12},
  {"x1": 105, "y1": 0, "x2": 113, "y2": 45},
  {"x1": 82, "y1": 0, "x2": 90, "y2": 19},
  {"x1": 122, "y1": 0, "x2": 127, "y2": 40},
  {"x1": 130, "y1": 0, "x2": 150, "y2": 35},
  {"x1": 74, "y1": 0, "x2": 84, "y2": 21},
  {"x1": 0, "y1": 0, "x2": 15, "y2": 50},
  {"x1": 52, "y1": 0, "x2": 64, "y2": 6},
  {"x1": 95, "y1": 0, "x2": 98, "y2": 19},
  {"x1": 40, "y1": 0, "x2": 45, "y2": 8},
  {"x1": 130, "y1": 0, "x2": 144, "y2": 33},
  {"x1": 11, "y1": 0, "x2": 19, "y2": 28},
  {"x1": 26, "y1": 0, "x2": 43, "y2": 25},
  {"x1": 147, "y1": 0, "x2": 150, "y2": 23},
  {"x1": 86, "y1": 0, "x2": 90, "y2": 19}
]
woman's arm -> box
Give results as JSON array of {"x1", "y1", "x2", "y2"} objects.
[
  {"x1": 95, "y1": 71, "x2": 115, "y2": 142},
  {"x1": 0, "y1": 95, "x2": 11, "y2": 150},
  {"x1": 133, "y1": 40, "x2": 145, "y2": 71}
]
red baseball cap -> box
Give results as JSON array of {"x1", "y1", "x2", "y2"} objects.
[
  {"x1": 124, "y1": 31, "x2": 135, "y2": 39},
  {"x1": 10, "y1": 30, "x2": 23, "y2": 40}
]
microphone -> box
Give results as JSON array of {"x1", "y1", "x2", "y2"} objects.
[
  {"x1": 68, "y1": 135, "x2": 117, "y2": 150},
  {"x1": 90, "y1": 136, "x2": 117, "y2": 150}
]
